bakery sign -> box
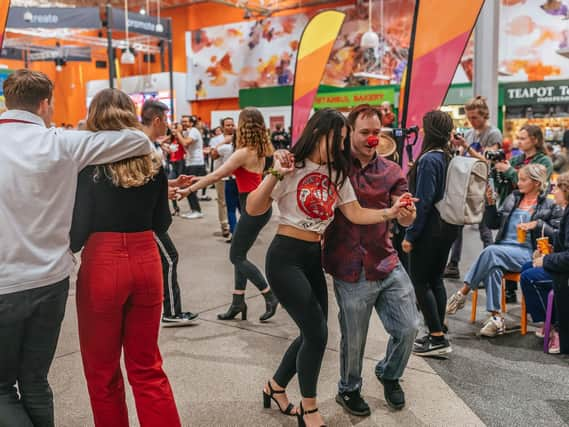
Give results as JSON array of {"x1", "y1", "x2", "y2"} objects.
[{"x1": 503, "y1": 80, "x2": 569, "y2": 106}]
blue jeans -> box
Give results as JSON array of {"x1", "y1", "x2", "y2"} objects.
[
  {"x1": 333, "y1": 264, "x2": 419, "y2": 392},
  {"x1": 224, "y1": 178, "x2": 240, "y2": 234},
  {"x1": 520, "y1": 262, "x2": 554, "y2": 323},
  {"x1": 464, "y1": 243, "x2": 532, "y2": 312}
]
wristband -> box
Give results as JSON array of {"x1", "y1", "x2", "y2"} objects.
[{"x1": 268, "y1": 168, "x2": 284, "y2": 181}]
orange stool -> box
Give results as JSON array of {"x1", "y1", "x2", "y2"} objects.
[{"x1": 469, "y1": 272, "x2": 527, "y2": 335}]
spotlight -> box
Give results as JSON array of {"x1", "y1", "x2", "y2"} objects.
[
  {"x1": 54, "y1": 57, "x2": 66, "y2": 72},
  {"x1": 139, "y1": 8, "x2": 146, "y2": 15},
  {"x1": 361, "y1": 31, "x2": 379, "y2": 49},
  {"x1": 155, "y1": 23, "x2": 164, "y2": 33},
  {"x1": 120, "y1": 47, "x2": 136, "y2": 64}
]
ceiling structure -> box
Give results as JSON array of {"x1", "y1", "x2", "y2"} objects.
[{"x1": 9, "y1": 0, "x2": 335, "y2": 15}]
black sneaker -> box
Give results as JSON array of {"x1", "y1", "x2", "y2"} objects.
[
  {"x1": 199, "y1": 195, "x2": 212, "y2": 201},
  {"x1": 414, "y1": 334, "x2": 429, "y2": 347},
  {"x1": 335, "y1": 390, "x2": 371, "y2": 416},
  {"x1": 443, "y1": 263, "x2": 460, "y2": 279},
  {"x1": 412, "y1": 335, "x2": 452, "y2": 358},
  {"x1": 505, "y1": 289, "x2": 517, "y2": 304},
  {"x1": 162, "y1": 312, "x2": 199, "y2": 327},
  {"x1": 375, "y1": 376, "x2": 405, "y2": 410}
]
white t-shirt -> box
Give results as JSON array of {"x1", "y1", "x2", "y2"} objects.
[
  {"x1": 217, "y1": 144, "x2": 235, "y2": 180},
  {"x1": 209, "y1": 134, "x2": 225, "y2": 170},
  {"x1": 270, "y1": 159, "x2": 357, "y2": 234},
  {"x1": 184, "y1": 127, "x2": 205, "y2": 166}
]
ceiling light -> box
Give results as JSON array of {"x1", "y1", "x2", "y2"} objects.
[
  {"x1": 139, "y1": 8, "x2": 146, "y2": 15},
  {"x1": 243, "y1": 8, "x2": 251, "y2": 19},
  {"x1": 121, "y1": 48, "x2": 136, "y2": 64},
  {"x1": 361, "y1": 31, "x2": 379, "y2": 49},
  {"x1": 156, "y1": 23, "x2": 164, "y2": 32}
]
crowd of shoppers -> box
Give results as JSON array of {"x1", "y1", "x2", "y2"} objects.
[{"x1": 1, "y1": 68, "x2": 567, "y2": 427}]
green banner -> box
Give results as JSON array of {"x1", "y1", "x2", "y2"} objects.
[
  {"x1": 313, "y1": 87, "x2": 395, "y2": 109},
  {"x1": 502, "y1": 80, "x2": 569, "y2": 106}
]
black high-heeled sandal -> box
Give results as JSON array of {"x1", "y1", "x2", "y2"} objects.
[
  {"x1": 262, "y1": 381, "x2": 296, "y2": 416},
  {"x1": 297, "y1": 402, "x2": 326, "y2": 427}
]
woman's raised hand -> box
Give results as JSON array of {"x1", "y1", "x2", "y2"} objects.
[{"x1": 272, "y1": 150, "x2": 295, "y2": 176}]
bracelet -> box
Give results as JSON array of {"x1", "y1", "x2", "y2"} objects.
[{"x1": 268, "y1": 168, "x2": 284, "y2": 181}]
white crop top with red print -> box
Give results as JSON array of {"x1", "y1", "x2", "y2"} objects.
[{"x1": 270, "y1": 159, "x2": 357, "y2": 234}]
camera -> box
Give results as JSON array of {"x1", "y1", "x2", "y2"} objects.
[{"x1": 485, "y1": 149, "x2": 506, "y2": 162}]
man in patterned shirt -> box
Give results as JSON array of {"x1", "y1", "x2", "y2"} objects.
[{"x1": 323, "y1": 104, "x2": 419, "y2": 416}]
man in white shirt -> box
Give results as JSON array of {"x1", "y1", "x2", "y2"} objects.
[
  {"x1": 178, "y1": 115, "x2": 205, "y2": 219},
  {"x1": 209, "y1": 117, "x2": 235, "y2": 238},
  {"x1": 0, "y1": 69, "x2": 153, "y2": 426}
]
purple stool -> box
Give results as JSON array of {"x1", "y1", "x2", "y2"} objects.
[{"x1": 543, "y1": 290, "x2": 555, "y2": 353}]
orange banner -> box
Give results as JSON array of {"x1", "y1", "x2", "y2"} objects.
[{"x1": 0, "y1": 0, "x2": 9, "y2": 49}]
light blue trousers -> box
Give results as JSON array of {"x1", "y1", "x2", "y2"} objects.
[
  {"x1": 464, "y1": 243, "x2": 532, "y2": 312},
  {"x1": 333, "y1": 264, "x2": 419, "y2": 392}
]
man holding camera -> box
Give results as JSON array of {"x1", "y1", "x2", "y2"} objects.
[{"x1": 444, "y1": 96, "x2": 503, "y2": 279}]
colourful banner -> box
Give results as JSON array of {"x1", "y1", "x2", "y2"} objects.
[
  {"x1": 0, "y1": 0, "x2": 10, "y2": 49},
  {"x1": 291, "y1": 10, "x2": 345, "y2": 145},
  {"x1": 399, "y1": 0, "x2": 485, "y2": 166}
]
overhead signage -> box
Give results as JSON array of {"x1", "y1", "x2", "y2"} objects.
[
  {"x1": 503, "y1": 80, "x2": 569, "y2": 106},
  {"x1": 6, "y1": 7, "x2": 101, "y2": 29},
  {"x1": 111, "y1": 9, "x2": 170, "y2": 38},
  {"x1": 313, "y1": 87, "x2": 395, "y2": 109}
]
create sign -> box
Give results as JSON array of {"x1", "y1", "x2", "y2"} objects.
[
  {"x1": 503, "y1": 80, "x2": 569, "y2": 106},
  {"x1": 313, "y1": 88, "x2": 395, "y2": 109}
]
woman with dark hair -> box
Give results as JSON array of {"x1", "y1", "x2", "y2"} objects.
[
  {"x1": 71, "y1": 88, "x2": 181, "y2": 427},
  {"x1": 246, "y1": 108, "x2": 414, "y2": 427},
  {"x1": 178, "y1": 107, "x2": 279, "y2": 322},
  {"x1": 402, "y1": 110, "x2": 459, "y2": 358}
]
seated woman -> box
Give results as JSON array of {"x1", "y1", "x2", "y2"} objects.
[
  {"x1": 521, "y1": 171, "x2": 569, "y2": 354},
  {"x1": 446, "y1": 164, "x2": 563, "y2": 337}
]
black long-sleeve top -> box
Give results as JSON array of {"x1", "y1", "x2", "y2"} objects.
[{"x1": 70, "y1": 165, "x2": 171, "y2": 253}]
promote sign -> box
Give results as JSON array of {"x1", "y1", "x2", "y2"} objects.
[
  {"x1": 314, "y1": 87, "x2": 395, "y2": 109},
  {"x1": 503, "y1": 80, "x2": 569, "y2": 106},
  {"x1": 111, "y1": 9, "x2": 170, "y2": 38},
  {"x1": 7, "y1": 7, "x2": 101, "y2": 29}
]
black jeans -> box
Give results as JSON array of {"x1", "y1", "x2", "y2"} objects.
[
  {"x1": 169, "y1": 160, "x2": 185, "y2": 212},
  {"x1": 154, "y1": 232, "x2": 183, "y2": 317},
  {"x1": 185, "y1": 164, "x2": 206, "y2": 212},
  {"x1": 0, "y1": 278, "x2": 69, "y2": 427},
  {"x1": 230, "y1": 193, "x2": 271, "y2": 292},
  {"x1": 267, "y1": 235, "x2": 327, "y2": 398},
  {"x1": 409, "y1": 215, "x2": 458, "y2": 334}
]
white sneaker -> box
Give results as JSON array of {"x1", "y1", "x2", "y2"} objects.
[
  {"x1": 480, "y1": 316, "x2": 505, "y2": 337},
  {"x1": 446, "y1": 291, "x2": 466, "y2": 315},
  {"x1": 181, "y1": 211, "x2": 203, "y2": 220}
]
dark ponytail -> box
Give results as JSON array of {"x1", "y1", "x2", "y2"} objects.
[{"x1": 408, "y1": 110, "x2": 454, "y2": 190}]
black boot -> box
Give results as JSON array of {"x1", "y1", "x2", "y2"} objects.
[
  {"x1": 218, "y1": 294, "x2": 247, "y2": 320},
  {"x1": 260, "y1": 290, "x2": 278, "y2": 322}
]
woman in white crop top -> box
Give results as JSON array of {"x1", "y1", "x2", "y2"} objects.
[{"x1": 246, "y1": 109, "x2": 416, "y2": 427}]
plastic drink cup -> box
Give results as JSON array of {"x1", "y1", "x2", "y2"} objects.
[
  {"x1": 517, "y1": 226, "x2": 527, "y2": 244},
  {"x1": 537, "y1": 237, "x2": 551, "y2": 255}
]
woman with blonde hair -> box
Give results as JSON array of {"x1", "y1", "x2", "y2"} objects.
[
  {"x1": 446, "y1": 164, "x2": 563, "y2": 337},
  {"x1": 519, "y1": 171, "x2": 569, "y2": 353},
  {"x1": 179, "y1": 107, "x2": 279, "y2": 322},
  {"x1": 70, "y1": 88, "x2": 181, "y2": 427}
]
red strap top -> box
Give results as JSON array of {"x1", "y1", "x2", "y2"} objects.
[{"x1": 234, "y1": 167, "x2": 262, "y2": 193}]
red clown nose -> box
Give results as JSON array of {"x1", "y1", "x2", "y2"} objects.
[{"x1": 366, "y1": 135, "x2": 379, "y2": 148}]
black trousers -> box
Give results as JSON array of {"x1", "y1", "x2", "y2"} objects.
[
  {"x1": 553, "y1": 277, "x2": 569, "y2": 354},
  {"x1": 185, "y1": 164, "x2": 207, "y2": 212},
  {"x1": 409, "y1": 214, "x2": 458, "y2": 334},
  {"x1": 0, "y1": 278, "x2": 69, "y2": 427},
  {"x1": 155, "y1": 232, "x2": 183, "y2": 317},
  {"x1": 230, "y1": 193, "x2": 271, "y2": 292},
  {"x1": 267, "y1": 235, "x2": 327, "y2": 398}
]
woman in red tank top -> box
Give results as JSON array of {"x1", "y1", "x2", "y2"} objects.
[{"x1": 177, "y1": 107, "x2": 278, "y2": 322}]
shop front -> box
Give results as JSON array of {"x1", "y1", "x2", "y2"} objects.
[{"x1": 501, "y1": 79, "x2": 569, "y2": 145}]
